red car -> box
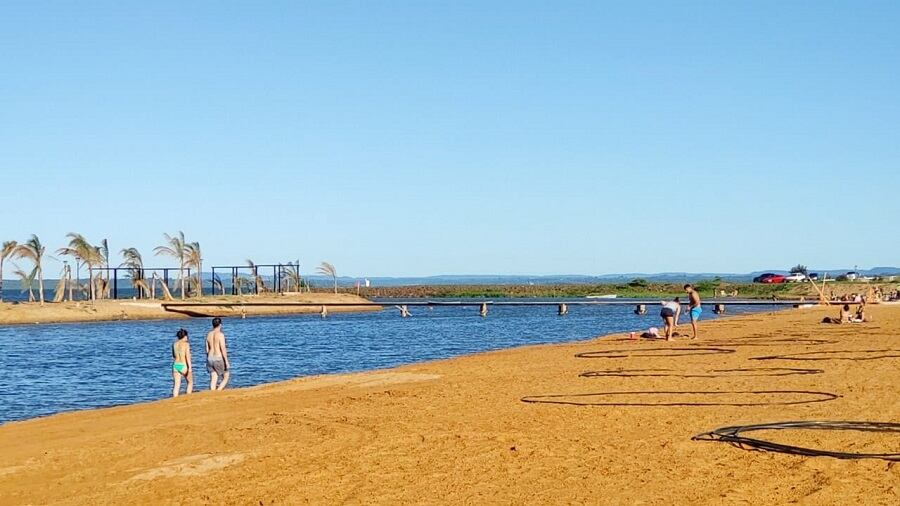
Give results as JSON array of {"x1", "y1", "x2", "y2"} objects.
[{"x1": 753, "y1": 273, "x2": 786, "y2": 284}]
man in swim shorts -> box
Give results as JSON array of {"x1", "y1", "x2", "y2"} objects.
[
  {"x1": 684, "y1": 284, "x2": 702, "y2": 339},
  {"x1": 205, "y1": 317, "x2": 230, "y2": 390}
]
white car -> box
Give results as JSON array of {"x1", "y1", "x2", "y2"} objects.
[{"x1": 784, "y1": 273, "x2": 807, "y2": 283}]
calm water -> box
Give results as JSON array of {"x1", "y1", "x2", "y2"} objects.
[{"x1": 0, "y1": 299, "x2": 781, "y2": 423}]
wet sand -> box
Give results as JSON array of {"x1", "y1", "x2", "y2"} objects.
[
  {"x1": 0, "y1": 293, "x2": 378, "y2": 325},
  {"x1": 0, "y1": 305, "x2": 898, "y2": 504}
]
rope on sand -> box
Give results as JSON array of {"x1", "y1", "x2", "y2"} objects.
[
  {"x1": 751, "y1": 349, "x2": 900, "y2": 361},
  {"x1": 692, "y1": 421, "x2": 900, "y2": 461},
  {"x1": 578, "y1": 367, "x2": 824, "y2": 378},
  {"x1": 520, "y1": 390, "x2": 839, "y2": 407},
  {"x1": 575, "y1": 347, "x2": 735, "y2": 359}
]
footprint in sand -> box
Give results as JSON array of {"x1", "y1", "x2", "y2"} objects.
[{"x1": 128, "y1": 453, "x2": 244, "y2": 481}]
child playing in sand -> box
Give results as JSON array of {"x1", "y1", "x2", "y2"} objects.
[{"x1": 172, "y1": 328, "x2": 194, "y2": 397}]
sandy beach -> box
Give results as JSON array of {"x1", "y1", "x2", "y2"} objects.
[
  {"x1": 1, "y1": 305, "x2": 898, "y2": 504},
  {"x1": 0, "y1": 293, "x2": 378, "y2": 325}
]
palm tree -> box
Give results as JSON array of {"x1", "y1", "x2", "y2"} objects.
[
  {"x1": 282, "y1": 263, "x2": 302, "y2": 292},
  {"x1": 14, "y1": 235, "x2": 46, "y2": 305},
  {"x1": 246, "y1": 259, "x2": 264, "y2": 294},
  {"x1": 121, "y1": 247, "x2": 150, "y2": 299},
  {"x1": 13, "y1": 264, "x2": 36, "y2": 302},
  {"x1": 0, "y1": 240, "x2": 17, "y2": 302},
  {"x1": 58, "y1": 233, "x2": 102, "y2": 302},
  {"x1": 154, "y1": 231, "x2": 187, "y2": 300},
  {"x1": 184, "y1": 242, "x2": 202, "y2": 297},
  {"x1": 317, "y1": 261, "x2": 338, "y2": 294},
  {"x1": 98, "y1": 239, "x2": 110, "y2": 299},
  {"x1": 52, "y1": 263, "x2": 70, "y2": 303}
]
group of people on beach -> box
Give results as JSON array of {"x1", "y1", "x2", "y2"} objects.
[
  {"x1": 171, "y1": 317, "x2": 231, "y2": 397},
  {"x1": 635, "y1": 284, "x2": 702, "y2": 341},
  {"x1": 822, "y1": 302, "x2": 867, "y2": 324}
]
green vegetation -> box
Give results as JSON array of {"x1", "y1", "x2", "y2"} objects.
[{"x1": 363, "y1": 280, "x2": 805, "y2": 299}]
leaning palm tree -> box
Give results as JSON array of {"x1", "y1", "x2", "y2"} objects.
[
  {"x1": 246, "y1": 259, "x2": 265, "y2": 294},
  {"x1": 317, "y1": 261, "x2": 338, "y2": 294},
  {"x1": 154, "y1": 231, "x2": 187, "y2": 300},
  {"x1": 13, "y1": 265, "x2": 36, "y2": 302},
  {"x1": 14, "y1": 235, "x2": 46, "y2": 305},
  {"x1": 0, "y1": 240, "x2": 17, "y2": 302},
  {"x1": 52, "y1": 263, "x2": 70, "y2": 303},
  {"x1": 184, "y1": 242, "x2": 202, "y2": 297},
  {"x1": 121, "y1": 247, "x2": 150, "y2": 299},
  {"x1": 57, "y1": 233, "x2": 102, "y2": 302}
]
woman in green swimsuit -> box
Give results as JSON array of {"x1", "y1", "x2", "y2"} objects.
[{"x1": 172, "y1": 328, "x2": 194, "y2": 397}]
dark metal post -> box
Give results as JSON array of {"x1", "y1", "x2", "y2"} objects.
[{"x1": 113, "y1": 268, "x2": 118, "y2": 299}]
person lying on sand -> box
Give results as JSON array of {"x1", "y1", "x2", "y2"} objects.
[
  {"x1": 172, "y1": 328, "x2": 193, "y2": 397},
  {"x1": 630, "y1": 327, "x2": 662, "y2": 340},
  {"x1": 660, "y1": 298, "x2": 681, "y2": 340}
]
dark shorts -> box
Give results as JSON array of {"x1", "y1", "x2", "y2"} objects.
[
  {"x1": 207, "y1": 357, "x2": 226, "y2": 375},
  {"x1": 660, "y1": 308, "x2": 675, "y2": 318}
]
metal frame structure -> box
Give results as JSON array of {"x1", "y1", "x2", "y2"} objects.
[
  {"x1": 210, "y1": 262, "x2": 301, "y2": 296},
  {"x1": 84, "y1": 267, "x2": 192, "y2": 300}
]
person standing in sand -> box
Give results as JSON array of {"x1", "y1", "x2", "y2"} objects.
[
  {"x1": 659, "y1": 298, "x2": 681, "y2": 340},
  {"x1": 206, "y1": 317, "x2": 230, "y2": 390},
  {"x1": 684, "y1": 284, "x2": 702, "y2": 339},
  {"x1": 171, "y1": 328, "x2": 193, "y2": 397}
]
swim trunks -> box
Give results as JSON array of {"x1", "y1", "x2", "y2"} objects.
[
  {"x1": 207, "y1": 357, "x2": 226, "y2": 375},
  {"x1": 660, "y1": 308, "x2": 675, "y2": 318},
  {"x1": 690, "y1": 307, "x2": 703, "y2": 321}
]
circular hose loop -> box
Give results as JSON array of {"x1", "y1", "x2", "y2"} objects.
[
  {"x1": 575, "y1": 347, "x2": 735, "y2": 359},
  {"x1": 689, "y1": 338, "x2": 836, "y2": 347},
  {"x1": 520, "y1": 390, "x2": 839, "y2": 407},
  {"x1": 693, "y1": 421, "x2": 900, "y2": 461},
  {"x1": 752, "y1": 349, "x2": 900, "y2": 361},
  {"x1": 579, "y1": 367, "x2": 824, "y2": 378}
]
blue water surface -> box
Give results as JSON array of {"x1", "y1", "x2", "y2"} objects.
[{"x1": 0, "y1": 299, "x2": 780, "y2": 423}]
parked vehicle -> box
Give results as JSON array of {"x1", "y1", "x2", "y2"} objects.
[
  {"x1": 807, "y1": 273, "x2": 819, "y2": 281},
  {"x1": 753, "y1": 273, "x2": 786, "y2": 284},
  {"x1": 845, "y1": 271, "x2": 859, "y2": 281},
  {"x1": 784, "y1": 273, "x2": 807, "y2": 283}
]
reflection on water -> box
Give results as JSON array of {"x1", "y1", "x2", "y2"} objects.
[{"x1": 0, "y1": 300, "x2": 780, "y2": 423}]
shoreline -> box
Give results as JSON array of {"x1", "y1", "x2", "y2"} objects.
[
  {"x1": 0, "y1": 293, "x2": 380, "y2": 326},
  {"x1": 1, "y1": 305, "x2": 898, "y2": 503}
]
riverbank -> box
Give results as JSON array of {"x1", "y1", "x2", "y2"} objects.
[
  {"x1": 0, "y1": 293, "x2": 378, "y2": 325},
  {"x1": 361, "y1": 281, "x2": 896, "y2": 300},
  {"x1": 1, "y1": 305, "x2": 898, "y2": 504}
]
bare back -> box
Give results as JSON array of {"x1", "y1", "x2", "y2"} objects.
[
  {"x1": 206, "y1": 329, "x2": 226, "y2": 359},
  {"x1": 172, "y1": 340, "x2": 189, "y2": 363}
]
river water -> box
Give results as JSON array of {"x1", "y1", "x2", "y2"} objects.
[{"x1": 0, "y1": 299, "x2": 781, "y2": 423}]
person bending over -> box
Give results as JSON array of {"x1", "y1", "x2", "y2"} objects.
[{"x1": 660, "y1": 298, "x2": 681, "y2": 341}]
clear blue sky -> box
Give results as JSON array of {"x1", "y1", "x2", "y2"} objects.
[{"x1": 2, "y1": 1, "x2": 898, "y2": 277}]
